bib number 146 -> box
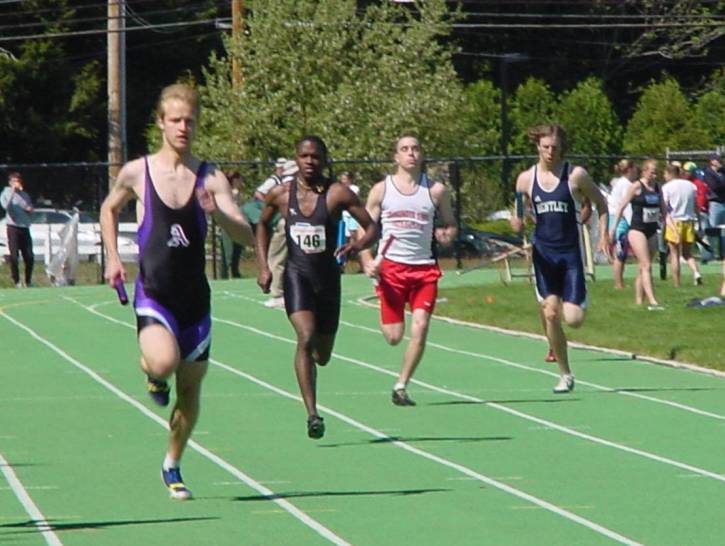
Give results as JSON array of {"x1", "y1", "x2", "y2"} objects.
[{"x1": 290, "y1": 223, "x2": 325, "y2": 254}]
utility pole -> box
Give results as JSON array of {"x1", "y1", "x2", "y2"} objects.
[
  {"x1": 107, "y1": 0, "x2": 126, "y2": 191},
  {"x1": 231, "y1": 0, "x2": 244, "y2": 87}
]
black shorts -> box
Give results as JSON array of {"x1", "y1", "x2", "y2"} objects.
[{"x1": 283, "y1": 265, "x2": 341, "y2": 335}]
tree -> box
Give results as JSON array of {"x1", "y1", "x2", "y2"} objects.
[
  {"x1": 694, "y1": 69, "x2": 725, "y2": 148},
  {"x1": 197, "y1": 0, "x2": 465, "y2": 177},
  {"x1": 556, "y1": 77, "x2": 622, "y2": 183},
  {"x1": 0, "y1": 1, "x2": 103, "y2": 164},
  {"x1": 505, "y1": 78, "x2": 558, "y2": 186},
  {"x1": 455, "y1": 79, "x2": 505, "y2": 220},
  {"x1": 623, "y1": 77, "x2": 711, "y2": 156}
]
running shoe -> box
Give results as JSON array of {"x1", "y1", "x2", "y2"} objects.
[
  {"x1": 553, "y1": 374, "x2": 575, "y2": 394},
  {"x1": 544, "y1": 349, "x2": 557, "y2": 363},
  {"x1": 694, "y1": 273, "x2": 703, "y2": 286},
  {"x1": 263, "y1": 297, "x2": 285, "y2": 309},
  {"x1": 307, "y1": 415, "x2": 325, "y2": 439},
  {"x1": 646, "y1": 304, "x2": 665, "y2": 311},
  {"x1": 392, "y1": 388, "x2": 416, "y2": 407},
  {"x1": 146, "y1": 376, "x2": 170, "y2": 407},
  {"x1": 161, "y1": 467, "x2": 193, "y2": 500}
]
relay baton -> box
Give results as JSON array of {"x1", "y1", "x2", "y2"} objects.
[
  {"x1": 114, "y1": 278, "x2": 129, "y2": 306},
  {"x1": 336, "y1": 219, "x2": 347, "y2": 266},
  {"x1": 372, "y1": 235, "x2": 396, "y2": 286}
]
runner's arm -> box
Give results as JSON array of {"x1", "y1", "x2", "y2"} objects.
[{"x1": 100, "y1": 160, "x2": 141, "y2": 286}]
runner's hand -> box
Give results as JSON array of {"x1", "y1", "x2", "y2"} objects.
[{"x1": 257, "y1": 267, "x2": 272, "y2": 294}]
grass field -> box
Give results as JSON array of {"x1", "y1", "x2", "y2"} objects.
[{"x1": 438, "y1": 259, "x2": 725, "y2": 371}]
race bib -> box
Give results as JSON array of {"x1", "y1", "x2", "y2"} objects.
[
  {"x1": 290, "y1": 223, "x2": 326, "y2": 254},
  {"x1": 642, "y1": 207, "x2": 661, "y2": 224}
]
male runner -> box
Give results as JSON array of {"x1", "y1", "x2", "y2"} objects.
[
  {"x1": 359, "y1": 135, "x2": 457, "y2": 407},
  {"x1": 100, "y1": 83, "x2": 253, "y2": 499},
  {"x1": 256, "y1": 135, "x2": 377, "y2": 439},
  {"x1": 511, "y1": 124, "x2": 610, "y2": 393}
]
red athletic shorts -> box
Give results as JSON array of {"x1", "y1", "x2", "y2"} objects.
[{"x1": 376, "y1": 259, "x2": 442, "y2": 324}]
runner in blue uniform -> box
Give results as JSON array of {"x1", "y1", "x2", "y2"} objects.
[
  {"x1": 100, "y1": 83, "x2": 254, "y2": 500},
  {"x1": 511, "y1": 124, "x2": 611, "y2": 393},
  {"x1": 256, "y1": 136, "x2": 377, "y2": 439}
]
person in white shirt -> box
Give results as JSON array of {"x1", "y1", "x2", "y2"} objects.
[
  {"x1": 257, "y1": 159, "x2": 298, "y2": 308},
  {"x1": 359, "y1": 135, "x2": 456, "y2": 406},
  {"x1": 607, "y1": 159, "x2": 637, "y2": 289},
  {"x1": 662, "y1": 163, "x2": 702, "y2": 287}
]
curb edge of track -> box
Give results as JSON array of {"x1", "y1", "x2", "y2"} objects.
[{"x1": 355, "y1": 295, "x2": 725, "y2": 381}]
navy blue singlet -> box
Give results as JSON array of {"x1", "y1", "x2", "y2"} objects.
[
  {"x1": 531, "y1": 162, "x2": 581, "y2": 253},
  {"x1": 530, "y1": 163, "x2": 587, "y2": 306}
]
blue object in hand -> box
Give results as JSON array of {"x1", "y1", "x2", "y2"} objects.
[{"x1": 336, "y1": 219, "x2": 347, "y2": 266}]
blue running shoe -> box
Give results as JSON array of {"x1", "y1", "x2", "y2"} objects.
[
  {"x1": 146, "y1": 376, "x2": 170, "y2": 407},
  {"x1": 161, "y1": 467, "x2": 193, "y2": 500}
]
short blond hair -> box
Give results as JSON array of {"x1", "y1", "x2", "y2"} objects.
[{"x1": 156, "y1": 83, "x2": 200, "y2": 119}]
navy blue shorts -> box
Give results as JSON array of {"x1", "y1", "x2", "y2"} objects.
[{"x1": 532, "y1": 244, "x2": 587, "y2": 307}]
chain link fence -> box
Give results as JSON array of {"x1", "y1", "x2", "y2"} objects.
[{"x1": 1, "y1": 150, "x2": 720, "y2": 285}]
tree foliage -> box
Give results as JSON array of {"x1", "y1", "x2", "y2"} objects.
[
  {"x1": 556, "y1": 77, "x2": 622, "y2": 183},
  {"x1": 623, "y1": 77, "x2": 711, "y2": 155},
  {"x1": 197, "y1": 0, "x2": 464, "y2": 175},
  {"x1": 694, "y1": 68, "x2": 725, "y2": 148},
  {"x1": 456, "y1": 80, "x2": 505, "y2": 220},
  {"x1": 0, "y1": 0, "x2": 103, "y2": 163}
]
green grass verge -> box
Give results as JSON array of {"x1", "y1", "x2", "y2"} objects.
[{"x1": 438, "y1": 269, "x2": 725, "y2": 372}]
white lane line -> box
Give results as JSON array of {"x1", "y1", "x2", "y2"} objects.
[
  {"x1": 0, "y1": 453, "x2": 63, "y2": 546},
  {"x1": 211, "y1": 315, "x2": 725, "y2": 486},
  {"x1": 208, "y1": 355, "x2": 645, "y2": 546},
  {"x1": 2, "y1": 309, "x2": 351, "y2": 546},
  {"x1": 77, "y1": 297, "x2": 645, "y2": 545},
  {"x1": 222, "y1": 291, "x2": 725, "y2": 423},
  {"x1": 342, "y1": 316, "x2": 725, "y2": 422},
  {"x1": 352, "y1": 294, "x2": 725, "y2": 378}
]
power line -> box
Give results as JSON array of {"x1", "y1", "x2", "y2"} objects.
[
  {"x1": 0, "y1": 17, "x2": 226, "y2": 43},
  {"x1": 0, "y1": 1, "x2": 226, "y2": 33},
  {"x1": 464, "y1": 11, "x2": 725, "y2": 20},
  {"x1": 451, "y1": 21, "x2": 725, "y2": 29}
]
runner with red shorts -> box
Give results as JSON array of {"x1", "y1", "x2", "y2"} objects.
[{"x1": 359, "y1": 135, "x2": 457, "y2": 406}]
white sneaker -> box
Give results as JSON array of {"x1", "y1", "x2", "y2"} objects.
[
  {"x1": 263, "y1": 296, "x2": 285, "y2": 309},
  {"x1": 694, "y1": 273, "x2": 703, "y2": 286},
  {"x1": 553, "y1": 374, "x2": 575, "y2": 394}
]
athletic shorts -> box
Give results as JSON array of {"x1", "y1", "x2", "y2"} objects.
[
  {"x1": 665, "y1": 220, "x2": 696, "y2": 244},
  {"x1": 376, "y1": 259, "x2": 442, "y2": 324},
  {"x1": 610, "y1": 219, "x2": 630, "y2": 261},
  {"x1": 134, "y1": 280, "x2": 211, "y2": 362},
  {"x1": 532, "y1": 244, "x2": 587, "y2": 307},
  {"x1": 283, "y1": 265, "x2": 341, "y2": 335}
]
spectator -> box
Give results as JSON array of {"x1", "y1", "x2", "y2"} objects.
[
  {"x1": 339, "y1": 171, "x2": 361, "y2": 247},
  {"x1": 258, "y1": 159, "x2": 298, "y2": 308},
  {"x1": 662, "y1": 164, "x2": 702, "y2": 287},
  {"x1": 0, "y1": 172, "x2": 34, "y2": 287},
  {"x1": 611, "y1": 159, "x2": 676, "y2": 309},
  {"x1": 242, "y1": 158, "x2": 286, "y2": 229},
  {"x1": 254, "y1": 158, "x2": 287, "y2": 201},
  {"x1": 683, "y1": 161, "x2": 711, "y2": 262},
  {"x1": 220, "y1": 171, "x2": 244, "y2": 279},
  {"x1": 704, "y1": 152, "x2": 725, "y2": 259},
  {"x1": 607, "y1": 159, "x2": 637, "y2": 289}
]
